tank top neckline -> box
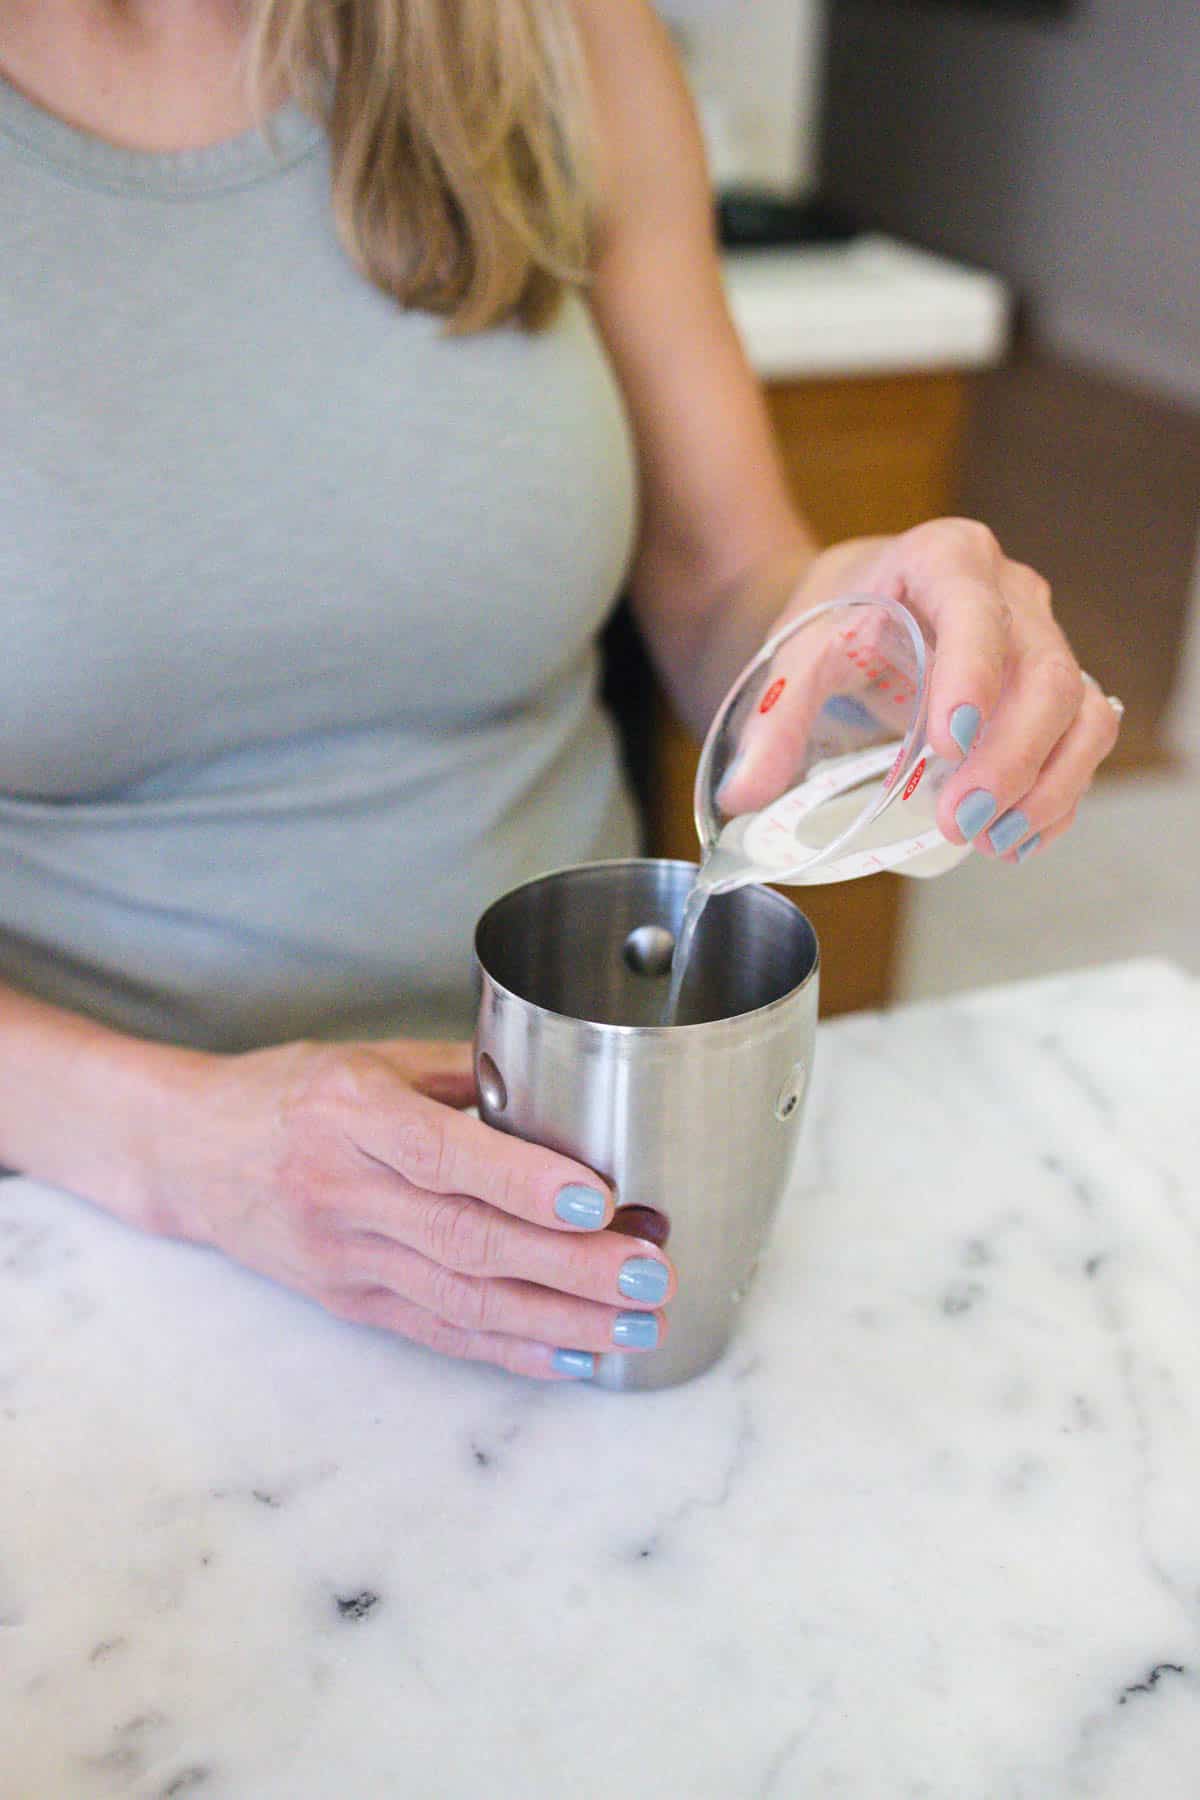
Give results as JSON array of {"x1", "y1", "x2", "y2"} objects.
[{"x1": 0, "y1": 68, "x2": 324, "y2": 198}]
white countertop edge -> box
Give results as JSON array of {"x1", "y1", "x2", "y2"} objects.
[{"x1": 723, "y1": 233, "x2": 1012, "y2": 379}]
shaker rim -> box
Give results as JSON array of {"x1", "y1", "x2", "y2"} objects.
[{"x1": 473, "y1": 856, "x2": 820, "y2": 1039}]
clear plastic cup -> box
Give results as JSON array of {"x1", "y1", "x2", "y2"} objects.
[{"x1": 694, "y1": 594, "x2": 969, "y2": 892}]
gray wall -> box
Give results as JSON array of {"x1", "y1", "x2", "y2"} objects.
[{"x1": 821, "y1": 0, "x2": 1200, "y2": 404}]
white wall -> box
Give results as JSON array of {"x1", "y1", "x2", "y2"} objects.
[
  {"x1": 822, "y1": 0, "x2": 1200, "y2": 405},
  {"x1": 658, "y1": 0, "x2": 826, "y2": 192}
]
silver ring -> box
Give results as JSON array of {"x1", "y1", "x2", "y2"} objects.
[{"x1": 1082, "y1": 670, "x2": 1125, "y2": 717}]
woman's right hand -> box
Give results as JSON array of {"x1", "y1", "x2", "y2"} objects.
[{"x1": 142, "y1": 1036, "x2": 674, "y2": 1381}]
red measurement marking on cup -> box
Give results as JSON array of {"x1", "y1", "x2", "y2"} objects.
[
  {"x1": 902, "y1": 757, "x2": 927, "y2": 802},
  {"x1": 759, "y1": 678, "x2": 786, "y2": 715},
  {"x1": 886, "y1": 747, "x2": 907, "y2": 788}
]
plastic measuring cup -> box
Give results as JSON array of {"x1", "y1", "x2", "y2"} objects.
[{"x1": 693, "y1": 593, "x2": 970, "y2": 892}]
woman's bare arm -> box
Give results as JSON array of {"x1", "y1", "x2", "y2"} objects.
[
  {"x1": 575, "y1": 0, "x2": 1120, "y2": 859},
  {"x1": 577, "y1": 0, "x2": 817, "y2": 737},
  {"x1": 0, "y1": 979, "x2": 191, "y2": 1230}
]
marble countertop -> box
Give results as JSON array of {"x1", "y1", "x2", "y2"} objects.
[
  {"x1": 725, "y1": 235, "x2": 1010, "y2": 380},
  {"x1": 3, "y1": 958, "x2": 1198, "y2": 1797}
]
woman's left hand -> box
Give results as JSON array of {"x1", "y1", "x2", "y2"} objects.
[{"x1": 780, "y1": 519, "x2": 1124, "y2": 862}]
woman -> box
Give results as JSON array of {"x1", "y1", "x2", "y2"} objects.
[{"x1": 0, "y1": 0, "x2": 1119, "y2": 1379}]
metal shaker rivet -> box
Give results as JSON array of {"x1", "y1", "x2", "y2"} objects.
[
  {"x1": 477, "y1": 1052, "x2": 507, "y2": 1114},
  {"x1": 622, "y1": 924, "x2": 677, "y2": 978},
  {"x1": 774, "y1": 1061, "x2": 808, "y2": 1122}
]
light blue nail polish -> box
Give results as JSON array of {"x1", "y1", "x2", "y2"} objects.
[
  {"x1": 955, "y1": 789, "x2": 998, "y2": 840},
  {"x1": 613, "y1": 1312, "x2": 660, "y2": 1350},
  {"x1": 618, "y1": 1257, "x2": 669, "y2": 1304},
  {"x1": 950, "y1": 703, "x2": 981, "y2": 756},
  {"x1": 987, "y1": 809, "x2": 1031, "y2": 856},
  {"x1": 552, "y1": 1349, "x2": 595, "y2": 1379},
  {"x1": 555, "y1": 1185, "x2": 606, "y2": 1230},
  {"x1": 1015, "y1": 832, "x2": 1042, "y2": 864}
]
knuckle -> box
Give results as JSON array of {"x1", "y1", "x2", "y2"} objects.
[
  {"x1": 285, "y1": 1043, "x2": 370, "y2": 1125},
  {"x1": 551, "y1": 1236, "x2": 598, "y2": 1293},
  {"x1": 933, "y1": 516, "x2": 1001, "y2": 567},
  {"x1": 429, "y1": 1266, "x2": 495, "y2": 1332},
  {"x1": 1035, "y1": 653, "x2": 1084, "y2": 717},
  {"x1": 392, "y1": 1107, "x2": 448, "y2": 1189},
  {"x1": 991, "y1": 588, "x2": 1014, "y2": 633},
  {"x1": 453, "y1": 1327, "x2": 528, "y2": 1376},
  {"x1": 423, "y1": 1194, "x2": 499, "y2": 1275},
  {"x1": 977, "y1": 588, "x2": 1013, "y2": 651},
  {"x1": 421, "y1": 1315, "x2": 475, "y2": 1362},
  {"x1": 1013, "y1": 562, "x2": 1053, "y2": 613},
  {"x1": 409, "y1": 1310, "x2": 532, "y2": 1376},
  {"x1": 987, "y1": 737, "x2": 1042, "y2": 800},
  {"x1": 963, "y1": 517, "x2": 1002, "y2": 564},
  {"x1": 1010, "y1": 739, "x2": 1049, "y2": 795},
  {"x1": 489, "y1": 1154, "x2": 522, "y2": 1221}
]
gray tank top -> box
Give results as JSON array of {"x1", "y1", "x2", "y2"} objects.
[{"x1": 0, "y1": 79, "x2": 640, "y2": 1046}]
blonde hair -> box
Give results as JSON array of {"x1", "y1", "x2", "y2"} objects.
[{"x1": 246, "y1": 0, "x2": 594, "y2": 331}]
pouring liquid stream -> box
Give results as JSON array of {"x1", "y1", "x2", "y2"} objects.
[
  {"x1": 662, "y1": 871, "x2": 721, "y2": 1025},
  {"x1": 663, "y1": 742, "x2": 960, "y2": 1024}
]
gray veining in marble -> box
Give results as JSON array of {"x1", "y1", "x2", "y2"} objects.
[{"x1": 2, "y1": 959, "x2": 1198, "y2": 1797}]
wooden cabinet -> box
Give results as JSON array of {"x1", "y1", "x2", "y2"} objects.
[{"x1": 645, "y1": 369, "x2": 969, "y2": 1017}]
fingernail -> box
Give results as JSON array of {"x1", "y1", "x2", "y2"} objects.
[
  {"x1": 555, "y1": 1185, "x2": 607, "y2": 1230},
  {"x1": 613, "y1": 1312, "x2": 660, "y2": 1350},
  {"x1": 954, "y1": 789, "x2": 998, "y2": 839},
  {"x1": 987, "y1": 809, "x2": 1031, "y2": 855},
  {"x1": 552, "y1": 1349, "x2": 595, "y2": 1379},
  {"x1": 1015, "y1": 832, "x2": 1041, "y2": 864},
  {"x1": 618, "y1": 1256, "x2": 669, "y2": 1304},
  {"x1": 949, "y1": 703, "x2": 981, "y2": 756}
]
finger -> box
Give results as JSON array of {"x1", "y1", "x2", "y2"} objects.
[
  {"x1": 330, "y1": 1186, "x2": 676, "y2": 1309},
  {"x1": 994, "y1": 800, "x2": 1079, "y2": 866},
  {"x1": 367, "y1": 1039, "x2": 476, "y2": 1108},
  {"x1": 330, "y1": 1287, "x2": 605, "y2": 1383},
  {"x1": 329, "y1": 1239, "x2": 669, "y2": 1354},
  {"x1": 716, "y1": 612, "x2": 844, "y2": 816},
  {"x1": 872, "y1": 520, "x2": 1012, "y2": 765},
  {"x1": 339, "y1": 1056, "x2": 615, "y2": 1231},
  {"x1": 718, "y1": 602, "x2": 919, "y2": 818},
  {"x1": 935, "y1": 600, "x2": 1084, "y2": 847},
  {"x1": 921, "y1": 572, "x2": 1012, "y2": 768},
  {"x1": 973, "y1": 681, "x2": 1121, "y2": 861}
]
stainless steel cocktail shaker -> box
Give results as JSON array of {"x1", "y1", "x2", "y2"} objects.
[{"x1": 474, "y1": 860, "x2": 819, "y2": 1389}]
